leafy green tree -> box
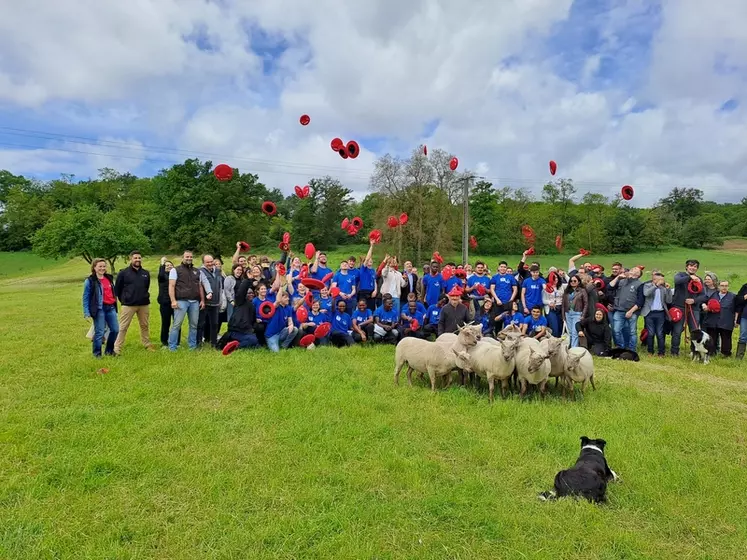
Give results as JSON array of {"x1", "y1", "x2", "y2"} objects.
[
  {"x1": 0, "y1": 179, "x2": 55, "y2": 251},
  {"x1": 33, "y1": 205, "x2": 150, "y2": 271},
  {"x1": 657, "y1": 187, "x2": 703, "y2": 226},
  {"x1": 681, "y1": 214, "x2": 725, "y2": 249},
  {"x1": 604, "y1": 206, "x2": 645, "y2": 253}
]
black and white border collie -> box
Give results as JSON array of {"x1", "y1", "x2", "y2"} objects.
[
  {"x1": 538, "y1": 436, "x2": 619, "y2": 503},
  {"x1": 690, "y1": 329, "x2": 711, "y2": 364}
]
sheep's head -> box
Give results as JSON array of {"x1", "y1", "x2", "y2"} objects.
[
  {"x1": 565, "y1": 352, "x2": 582, "y2": 373},
  {"x1": 543, "y1": 336, "x2": 563, "y2": 357},
  {"x1": 500, "y1": 337, "x2": 520, "y2": 360},
  {"x1": 528, "y1": 348, "x2": 549, "y2": 372},
  {"x1": 452, "y1": 348, "x2": 473, "y2": 372},
  {"x1": 503, "y1": 324, "x2": 522, "y2": 339},
  {"x1": 456, "y1": 326, "x2": 479, "y2": 347}
]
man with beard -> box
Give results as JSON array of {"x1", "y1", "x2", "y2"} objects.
[
  {"x1": 113, "y1": 250, "x2": 155, "y2": 355},
  {"x1": 421, "y1": 260, "x2": 445, "y2": 307},
  {"x1": 310, "y1": 251, "x2": 333, "y2": 286},
  {"x1": 168, "y1": 250, "x2": 205, "y2": 351}
]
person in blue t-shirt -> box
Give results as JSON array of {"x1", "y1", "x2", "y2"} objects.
[
  {"x1": 522, "y1": 306, "x2": 548, "y2": 339},
  {"x1": 351, "y1": 298, "x2": 374, "y2": 343},
  {"x1": 329, "y1": 299, "x2": 354, "y2": 347},
  {"x1": 424, "y1": 295, "x2": 447, "y2": 338},
  {"x1": 444, "y1": 271, "x2": 465, "y2": 294},
  {"x1": 521, "y1": 265, "x2": 547, "y2": 314},
  {"x1": 310, "y1": 251, "x2": 333, "y2": 285},
  {"x1": 298, "y1": 300, "x2": 326, "y2": 343},
  {"x1": 355, "y1": 241, "x2": 377, "y2": 310},
  {"x1": 264, "y1": 291, "x2": 298, "y2": 352},
  {"x1": 490, "y1": 260, "x2": 518, "y2": 325},
  {"x1": 400, "y1": 300, "x2": 426, "y2": 339},
  {"x1": 404, "y1": 292, "x2": 426, "y2": 315},
  {"x1": 318, "y1": 286, "x2": 334, "y2": 314},
  {"x1": 479, "y1": 298, "x2": 497, "y2": 336},
  {"x1": 422, "y1": 261, "x2": 445, "y2": 306},
  {"x1": 373, "y1": 295, "x2": 400, "y2": 343},
  {"x1": 332, "y1": 260, "x2": 357, "y2": 303},
  {"x1": 346, "y1": 256, "x2": 360, "y2": 284}
]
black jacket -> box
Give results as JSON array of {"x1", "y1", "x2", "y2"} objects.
[
  {"x1": 735, "y1": 283, "x2": 747, "y2": 322},
  {"x1": 227, "y1": 279, "x2": 256, "y2": 334},
  {"x1": 703, "y1": 292, "x2": 737, "y2": 331},
  {"x1": 115, "y1": 265, "x2": 151, "y2": 306},
  {"x1": 401, "y1": 272, "x2": 419, "y2": 299},
  {"x1": 438, "y1": 302, "x2": 471, "y2": 336},
  {"x1": 157, "y1": 265, "x2": 170, "y2": 305}
]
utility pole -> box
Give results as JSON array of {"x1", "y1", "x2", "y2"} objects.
[{"x1": 460, "y1": 174, "x2": 477, "y2": 265}]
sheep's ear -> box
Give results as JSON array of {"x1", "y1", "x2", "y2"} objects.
[{"x1": 451, "y1": 348, "x2": 460, "y2": 356}]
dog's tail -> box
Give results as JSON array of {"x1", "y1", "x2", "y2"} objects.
[{"x1": 537, "y1": 490, "x2": 557, "y2": 502}]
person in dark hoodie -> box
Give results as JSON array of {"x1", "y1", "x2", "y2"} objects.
[
  {"x1": 735, "y1": 281, "x2": 747, "y2": 360},
  {"x1": 220, "y1": 279, "x2": 259, "y2": 350},
  {"x1": 82, "y1": 258, "x2": 120, "y2": 358},
  {"x1": 576, "y1": 307, "x2": 612, "y2": 357},
  {"x1": 113, "y1": 250, "x2": 154, "y2": 355},
  {"x1": 670, "y1": 259, "x2": 707, "y2": 357},
  {"x1": 703, "y1": 280, "x2": 736, "y2": 358},
  {"x1": 157, "y1": 257, "x2": 180, "y2": 347}
]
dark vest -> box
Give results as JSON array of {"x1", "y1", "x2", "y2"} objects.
[
  {"x1": 174, "y1": 263, "x2": 201, "y2": 300},
  {"x1": 201, "y1": 266, "x2": 223, "y2": 307}
]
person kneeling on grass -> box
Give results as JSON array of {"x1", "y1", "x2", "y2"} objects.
[
  {"x1": 329, "y1": 299, "x2": 355, "y2": 347},
  {"x1": 373, "y1": 295, "x2": 400, "y2": 344},
  {"x1": 218, "y1": 279, "x2": 260, "y2": 351},
  {"x1": 522, "y1": 306, "x2": 548, "y2": 339},
  {"x1": 264, "y1": 290, "x2": 298, "y2": 352},
  {"x1": 576, "y1": 308, "x2": 612, "y2": 356},
  {"x1": 352, "y1": 299, "x2": 374, "y2": 343}
]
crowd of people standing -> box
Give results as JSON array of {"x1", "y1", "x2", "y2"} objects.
[{"x1": 82, "y1": 241, "x2": 747, "y2": 360}]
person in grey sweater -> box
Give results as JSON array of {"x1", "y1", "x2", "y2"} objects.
[
  {"x1": 608, "y1": 266, "x2": 643, "y2": 352},
  {"x1": 640, "y1": 271, "x2": 673, "y2": 356}
]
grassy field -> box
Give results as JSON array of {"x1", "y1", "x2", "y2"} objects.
[{"x1": 1, "y1": 248, "x2": 746, "y2": 559}]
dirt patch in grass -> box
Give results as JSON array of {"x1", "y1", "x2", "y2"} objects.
[{"x1": 720, "y1": 239, "x2": 747, "y2": 252}]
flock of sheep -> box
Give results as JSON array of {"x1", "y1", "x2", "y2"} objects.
[{"x1": 393, "y1": 325, "x2": 595, "y2": 402}]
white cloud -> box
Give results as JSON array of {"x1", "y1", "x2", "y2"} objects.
[{"x1": 0, "y1": 0, "x2": 745, "y2": 206}]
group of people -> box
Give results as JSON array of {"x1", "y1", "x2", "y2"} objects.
[{"x1": 82, "y1": 241, "x2": 747, "y2": 360}]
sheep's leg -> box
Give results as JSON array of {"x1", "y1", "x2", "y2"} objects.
[
  {"x1": 569, "y1": 378, "x2": 577, "y2": 401},
  {"x1": 501, "y1": 379, "x2": 509, "y2": 399},
  {"x1": 394, "y1": 360, "x2": 404, "y2": 385},
  {"x1": 519, "y1": 379, "x2": 528, "y2": 399},
  {"x1": 539, "y1": 380, "x2": 547, "y2": 400},
  {"x1": 580, "y1": 379, "x2": 586, "y2": 394},
  {"x1": 444, "y1": 372, "x2": 453, "y2": 389},
  {"x1": 406, "y1": 367, "x2": 414, "y2": 387},
  {"x1": 488, "y1": 378, "x2": 495, "y2": 403},
  {"x1": 459, "y1": 369, "x2": 466, "y2": 386},
  {"x1": 589, "y1": 374, "x2": 596, "y2": 391},
  {"x1": 428, "y1": 369, "x2": 437, "y2": 392}
]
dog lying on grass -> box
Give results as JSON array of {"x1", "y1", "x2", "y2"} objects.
[{"x1": 538, "y1": 436, "x2": 619, "y2": 503}]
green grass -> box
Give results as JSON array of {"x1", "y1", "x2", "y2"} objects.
[
  {"x1": 0, "y1": 252, "x2": 61, "y2": 279},
  {"x1": 1, "y1": 249, "x2": 746, "y2": 559}
]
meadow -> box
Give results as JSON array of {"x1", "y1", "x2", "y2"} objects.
[{"x1": 1, "y1": 247, "x2": 746, "y2": 559}]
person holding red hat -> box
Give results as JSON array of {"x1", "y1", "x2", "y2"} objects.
[
  {"x1": 466, "y1": 260, "x2": 491, "y2": 320},
  {"x1": 380, "y1": 255, "x2": 406, "y2": 315},
  {"x1": 438, "y1": 286, "x2": 473, "y2": 336},
  {"x1": 670, "y1": 259, "x2": 707, "y2": 357},
  {"x1": 297, "y1": 300, "x2": 329, "y2": 346},
  {"x1": 264, "y1": 290, "x2": 298, "y2": 352},
  {"x1": 521, "y1": 265, "x2": 547, "y2": 316},
  {"x1": 310, "y1": 251, "x2": 333, "y2": 290},
  {"x1": 331, "y1": 259, "x2": 357, "y2": 304},
  {"x1": 422, "y1": 260, "x2": 445, "y2": 307},
  {"x1": 252, "y1": 284, "x2": 275, "y2": 346},
  {"x1": 356, "y1": 241, "x2": 378, "y2": 310},
  {"x1": 640, "y1": 270, "x2": 673, "y2": 357},
  {"x1": 703, "y1": 280, "x2": 736, "y2": 357},
  {"x1": 400, "y1": 299, "x2": 426, "y2": 340},
  {"x1": 608, "y1": 266, "x2": 643, "y2": 352},
  {"x1": 489, "y1": 260, "x2": 518, "y2": 331}
]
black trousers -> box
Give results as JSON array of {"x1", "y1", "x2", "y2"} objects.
[
  {"x1": 198, "y1": 306, "x2": 220, "y2": 347},
  {"x1": 706, "y1": 327, "x2": 733, "y2": 357},
  {"x1": 159, "y1": 301, "x2": 180, "y2": 346},
  {"x1": 330, "y1": 331, "x2": 354, "y2": 347},
  {"x1": 358, "y1": 290, "x2": 376, "y2": 311},
  {"x1": 352, "y1": 323, "x2": 374, "y2": 343}
]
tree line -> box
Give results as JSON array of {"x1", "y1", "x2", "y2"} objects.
[{"x1": 1, "y1": 147, "x2": 745, "y2": 269}]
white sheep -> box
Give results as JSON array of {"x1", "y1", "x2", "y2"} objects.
[
  {"x1": 435, "y1": 325, "x2": 482, "y2": 385},
  {"x1": 394, "y1": 332, "x2": 477, "y2": 392},
  {"x1": 563, "y1": 347, "x2": 596, "y2": 399},
  {"x1": 515, "y1": 337, "x2": 551, "y2": 398},
  {"x1": 464, "y1": 337, "x2": 522, "y2": 402},
  {"x1": 541, "y1": 336, "x2": 570, "y2": 388}
]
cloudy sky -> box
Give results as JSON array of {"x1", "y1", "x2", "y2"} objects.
[{"x1": 0, "y1": 0, "x2": 745, "y2": 205}]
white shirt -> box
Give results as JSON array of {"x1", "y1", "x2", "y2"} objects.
[{"x1": 381, "y1": 266, "x2": 405, "y2": 298}]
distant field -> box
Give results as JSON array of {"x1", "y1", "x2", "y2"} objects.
[
  {"x1": 1, "y1": 247, "x2": 746, "y2": 558},
  {"x1": 0, "y1": 252, "x2": 61, "y2": 279}
]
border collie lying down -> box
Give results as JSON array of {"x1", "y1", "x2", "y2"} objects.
[
  {"x1": 690, "y1": 329, "x2": 711, "y2": 365},
  {"x1": 538, "y1": 436, "x2": 619, "y2": 503}
]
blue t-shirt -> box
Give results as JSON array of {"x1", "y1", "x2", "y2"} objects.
[
  {"x1": 522, "y1": 277, "x2": 547, "y2": 309},
  {"x1": 490, "y1": 273, "x2": 517, "y2": 303},
  {"x1": 445, "y1": 276, "x2": 465, "y2": 293},
  {"x1": 332, "y1": 271, "x2": 356, "y2": 295},
  {"x1": 312, "y1": 266, "x2": 333, "y2": 284},
  {"x1": 523, "y1": 314, "x2": 548, "y2": 334},
  {"x1": 253, "y1": 297, "x2": 272, "y2": 323},
  {"x1": 509, "y1": 312, "x2": 525, "y2": 327},
  {"x1": 319, "y1": 297, "x2": 333, "y2": 314},
  {"x1": 332, "y1": 311, "x2": 352, "y2": 333},
  {"x1": 265, "y1": 303, "x2": 293, "y2": 338},
  {"x1": 426, "y1": 304, "x2": 442, "y2": 325},
  {"x1": 374, "y1": 306, "x2": 399, "y2": 325},
  {"x1": 357, "y1": 265, "x2": 376, "y2": 291},
  {"x1": 468, "y1": 274, "x2": 491, "y2": 300},
  {"x1": 422, "y1": 274, "x2": 444, "y2": 306},
  {"x1": 352, "y1": 308, "x2": 372, "y2": 325},
  {"x1": 480, "y1": 313, "x2": 493, "y2": 334},
  {"x1": 308, "y1": 311, "x2": 326, "y2": 326},
  {"x1": 401, "y1": 308, "x2": 425, "y2": 327}
]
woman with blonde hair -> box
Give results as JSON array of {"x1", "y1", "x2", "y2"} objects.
[{"x1": 82, "y1": 258, "x2": 120, "y2": 358}]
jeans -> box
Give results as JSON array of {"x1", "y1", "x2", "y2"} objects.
[
  {"x1": 740, "y1": 316, "x2": 747, "y2": 344},
  {"x1": 546, "y1": 308, "x2": 562, "y2": 338},
  {"x1": 228, "y1": 331, "x2": 259, "y2": 349},
  {"x1": 266, "y1": 326, "x2": 298, "y2": 352},
  {"x1": 329, "y1": 331, "x2": 354, "y2": 347},
  {"x1": 92, "y1": 304, "x2": 119, "y2": 357},
  {"x1": 169, "y1": 300, "x2": 200, "y2": 350},
  {"x1": 644, "y1": 310, "x2": 666, "y2": 355},
  {"x1": 613, "y1": 311, "x2": 639, "y2": 351},
  {"x1": 565, "y1": 311, "x2": 582, "y2": 348},
  {"x1": 670, "y1": 307, "x2": 700, "y2": 356}
]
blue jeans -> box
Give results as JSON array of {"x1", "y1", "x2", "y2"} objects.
[
  {"x1": 613, "y1": 311, "x2": 639, "y2": 351},
  {"x1": 92, "y1": 304, "x2": 119, "y2": 357},
  {"x1": 644, "y1": 310, "x2": 666, "y2": 355},
  {"x1": 565, "y1": 311, "x2": 582, "y2": 348},
  {"x1": 739, "y1": 316, "x2": 747, "y2": 344},
  {"x1": 266, "y1": 326, "x2": 298, "y2": 352},
  {"x1": 169, "y1": 300, "x2": 200, "y2": 350},
  {"x1": 546, "y1": 308, "x2": 562, "y2": 338}
]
